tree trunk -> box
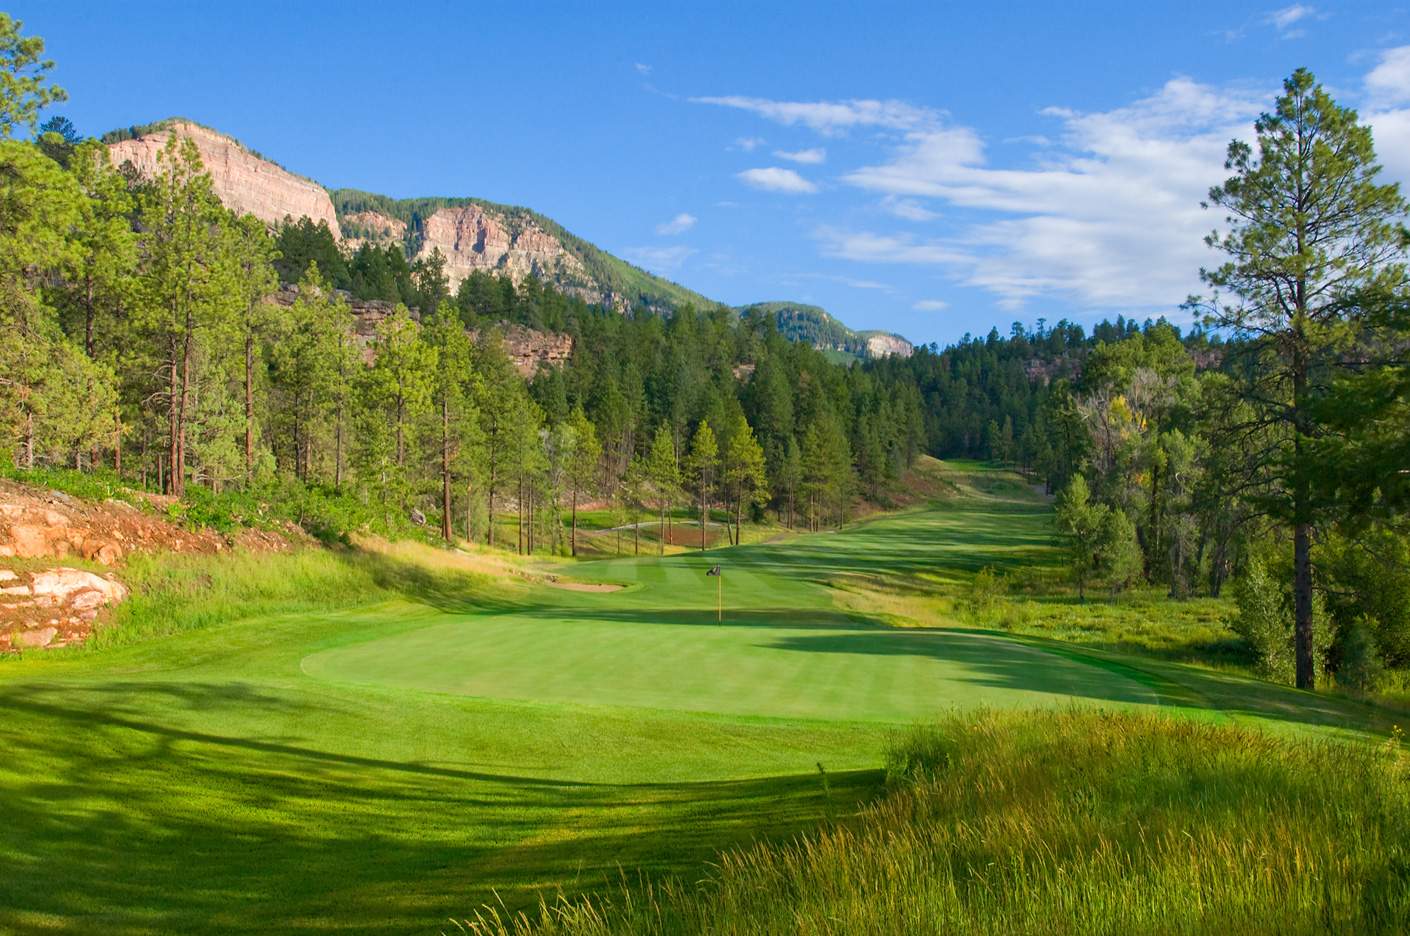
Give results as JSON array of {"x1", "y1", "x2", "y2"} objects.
[
  {"x1": 700, "y1": 491, "x2": 707, "y2": 551},
  {"x1": 1294, "y1": 520, "x2": 1315, "y2": 688},
  {"x1": 571, "y1": 485, "x2": 578, "y2": 557},
  {"x1": 517, "y1": 477, "x2": 524, "y2": 555},
  {"x1": 168, "y1": 333, "x2": 180, "y2": 496},
  {"x1": 1292, "y1": 334, "x2": 1316, "y2": 689},
  {"x1": 245, "y1": 318, "x2": 255, "y2": 481},
  {"x1": 114, "y1": 413, "x2": 122, "y2": 475},
  {"x1": 441, "y1": 398, "x2": 453, "y2": 542}
]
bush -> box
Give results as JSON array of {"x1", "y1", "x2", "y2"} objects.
[
  {"x1": 1339, "y1": 621, "x2": 1385, "y2": 696},
  {"x1": 1232, "y1": 551, "x2": 1332, "y2": 685}
]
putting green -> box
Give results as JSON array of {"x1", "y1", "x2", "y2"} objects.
[{"x1": 303, "y1": 550, "x2": 1160, "y2": 721}]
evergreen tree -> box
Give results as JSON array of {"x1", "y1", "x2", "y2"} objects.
[
  {"x1": 687, "y1": 419, "x2": 718, "y2": 551},
  {"x1": 1200, "y1": 68, "x2": 1408, "y2": 688},
  {"x1": 565, "y1": 405, "x2": 601, "y2": 556}
]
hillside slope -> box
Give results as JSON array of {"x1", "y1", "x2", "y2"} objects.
[
  {"x1": 740, "y1": 302, "x2": 913, "y2": 360},
  {"x1": 102, "y1": 119, "x2": 912, "y2": 354}
]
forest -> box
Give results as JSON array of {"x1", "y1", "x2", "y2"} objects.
[{"x1": 3, "y1": 20, "x2": 1409, "y2": 699}]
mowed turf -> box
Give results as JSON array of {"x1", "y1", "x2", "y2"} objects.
[
  {"x1": 304, "y1": 594, "x2": 1157, "y2": 720},
  {"x1": 0, "y1": 463, "x2": 1388, "y2": 935}
]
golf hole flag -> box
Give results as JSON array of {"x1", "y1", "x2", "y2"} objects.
[
  {"x1": 706, "y1": 565, "x2": 721, "y2": 576},
  {"x1": 707, "y1": 565, "x2": 722, "y2": 620}
]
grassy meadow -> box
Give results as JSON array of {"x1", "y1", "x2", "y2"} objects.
[{"x1": 0, "y1": 462, "x2": 1403, "y2": 934}]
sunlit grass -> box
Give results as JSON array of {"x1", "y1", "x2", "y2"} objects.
[{"x1": 463, "y1": 708, "x2": 1410, "y2": 936}]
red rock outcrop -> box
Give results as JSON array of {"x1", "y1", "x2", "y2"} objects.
[
  {"x1": 488, "y1": 323, "x2": 574, "y2": 376},
  {"x1": 414, "y1": 205, "x2": 589, "y2": 294},
  {"x1": 108, "y1": 121, "x2": 342, "y2": 238},
  {"x1": 0, "y1": 567, "x2": 130, "y2": 651},
  {"x1": 0, "y1": 481, "x2": 297, "y2": 568},
  {"x1": 342, "y1": 210, "x2": 407, "y2": 253}
]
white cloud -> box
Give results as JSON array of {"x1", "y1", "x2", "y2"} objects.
[
  {"x1": 621, "y1": 245, "x2": 697, "y2": 272},
  {"x1": 912, "y1": 300, "x2": 949, "y2": 311},
  {"x1": 774, "y1": 147, "x2": 827, "y2": 164},
  {"x1": 694, "y1": 96, "x2": 937, "y2": 136},
  {"x1": 737, "y1": 167, "x2": 818, "y2": 194},
  {"x1": 1366, "y1": 45, "x2": 1410, "y2": 109},
  {"x1": 732, "y1": 136, "x2": 764, "y2": 151},
  {"x1": 814, "y1": 226, "x2": 971, "y2": 266},
  {"x1": 635, "y1": 63, "x2": 653, "y2": 75},
  {"x1": 654, "y1": 213, "x2": 697, "y2": 236},
  {"x1": 835, "y1": 77, "x2": 1267, "y2": 308},
  {"x1": 881, "y1": 195, "x2": 940, "y2": 221},
  {"x1": 1366, "y1": 46, "x2": 1410, "y2": 187},
  {"x1": 1266, "y1": 4, "x2": 1314, "y2": 32}
]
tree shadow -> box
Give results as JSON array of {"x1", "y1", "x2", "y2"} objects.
[{"x1": 0, "y1": 680, "x2": 881, "y2": 935}]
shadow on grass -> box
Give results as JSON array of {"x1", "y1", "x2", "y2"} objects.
[{"x1": 0, "y1": 681, "x2": 879, "y2": 935}]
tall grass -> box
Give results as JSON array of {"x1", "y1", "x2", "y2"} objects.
[
  {"x1": 462, "y1": 709, "x2": 1410, "y2": 935},
  {"x1": 93, "y1": 539, "x2": 506, "y2": 648}
]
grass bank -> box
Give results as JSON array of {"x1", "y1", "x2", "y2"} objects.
[{"x1": 466, "y1": 707, "x2": 1410, "y2": 936}]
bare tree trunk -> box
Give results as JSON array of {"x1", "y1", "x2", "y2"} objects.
[
  {"x1": 571, "y1": 485, "x2": 578, "y2": 557},
  {"x1": 168, "y1": 332, "x2": 180, "y2": 495},
  {"x1": 517, "y1": 477, "x2": 524, "y2": 555},
  {"x1": 441, "y1": 398, "x2": 453, "y2": 542},
  {"x1": 114, "y1": 414, "x2": 122, "y2": 475},
  {"x1": 245, "y1": 318, "x2": 255, "y2": 481}
]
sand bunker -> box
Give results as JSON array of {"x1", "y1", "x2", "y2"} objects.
[{"x1": 544, "y1": 581, "x2": 624, "y2": 592}]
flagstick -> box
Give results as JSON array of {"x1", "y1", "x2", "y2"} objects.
[{"x1": 718, "y1": 574, "x2": 722, "y2": 622}]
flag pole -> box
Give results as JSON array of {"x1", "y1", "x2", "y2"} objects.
[{"x1": 718, "y1": 573, "x2": 722, "y2": 622}]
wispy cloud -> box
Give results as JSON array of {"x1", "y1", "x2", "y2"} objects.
[
  {"x1": 912, "y1": 300, "x2": 949, "y2": 311},
  {"x1": 731, "y1": 136, "x2": 765, "y2": 152},
  {"x1": 694, "y1": 96, "x2": 937, "y2": 136},
  {"x1": 881, "y1": 195, "x2": 940, "y2": 221},
  {"x1": 1266, "y1": 4, "x2": 1314, "y2": 36},
  {"x1": 654, "y1": 213, "x2": 697, "y2": 236},
  {"x1": 635, "y1": 63, "x2": 653, "y2": 75},
  {"x1": 832, "y1": 78, "x2": 1266, "y2": 308},
  {"x1": 773, "y1": 147, "x2": 827, "y2": 164},
  {"x1": 621, "y1": 245, "x2": 697, "y2": 272},
  {"x1": 737, "y1": 167, "x2": 818, "y2": 193}
]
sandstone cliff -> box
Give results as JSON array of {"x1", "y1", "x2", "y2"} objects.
[
  {"x1": 416, "y1": 204, "x2": 592, "y2": 296},
  {"x1": 863, "y1": 333, "x2": 915, "y2": 358},
  {"x1": 108, "y1": 121, "x2": 343, "y2": 239}
]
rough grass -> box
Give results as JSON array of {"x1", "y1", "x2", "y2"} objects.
[{"x1": 462, "y1": 708, "x2": 1410, "y2": 936}]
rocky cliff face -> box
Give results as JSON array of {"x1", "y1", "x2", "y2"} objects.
[
  {"x1": 864, "y1": 333, "x2": 914, "y2": 358},
  {"x1": 108, "y1": 122, "x2": 343, "y2": 238},
  {"x1": 415, "y1": 205, "x2": 595, "y2": 296},
  {"x1": 341, "y1": 210, "x2": 407, "y2": 253}
]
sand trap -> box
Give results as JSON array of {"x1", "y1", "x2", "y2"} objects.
[{"x1": 544, "y1": 581, "x2": 624, "y2": 592}]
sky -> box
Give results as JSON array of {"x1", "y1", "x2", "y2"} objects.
[{"x1": 26, "y1": 1, "x2": 1410, "y2": 347}]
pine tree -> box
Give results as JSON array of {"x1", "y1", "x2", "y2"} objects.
[
  {"x1": 687, "y1": 419, "x2": 719, "y2": 551},
  {"x1": 1201, "y1": 68, "x2": 1408, "y2": 688},
  {"x1": 566, "y1": 406, "x2": 601, "y2": 556}
]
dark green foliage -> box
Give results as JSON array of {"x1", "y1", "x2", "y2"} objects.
[{"x1": 273, "y1": 216, "x2": 349, "y2": 288}]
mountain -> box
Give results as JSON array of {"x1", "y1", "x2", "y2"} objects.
[
  {"x1": 738, "y1": 302, "x2": 913, "y2": 361},
  {"x1": 103, "y1": 119, "x2": 912, "y2": 356}
]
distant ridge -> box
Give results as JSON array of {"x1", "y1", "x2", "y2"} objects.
[{"x1": 102, "y1": 118, "x2": 913, "y2": 355}]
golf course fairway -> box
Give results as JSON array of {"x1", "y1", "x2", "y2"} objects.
[{"x1": 0, "y1": 481, "x2": 1380, "y2": 934}]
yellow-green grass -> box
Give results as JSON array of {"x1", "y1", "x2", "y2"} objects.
[
  {"x1": 469, "y1": 708, "x2": 1410, "y2": 935},
  {"x1": 0, "y1": 464, "x2": 1397, "y2": 934}
]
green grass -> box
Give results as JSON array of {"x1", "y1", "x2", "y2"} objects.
[
  {"x1": 0, "y1": 462, "x2": 1400, "y2": 934},
  {"x1": 468, "y1": 709, "x2": 1410, "y2": 935}
]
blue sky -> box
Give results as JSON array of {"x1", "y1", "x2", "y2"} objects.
[{"x1": 28, "y1": 1, "x2": 1410, "y2": 346}]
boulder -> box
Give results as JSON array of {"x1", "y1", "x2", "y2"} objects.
[{"x1": 16, "y1": 626, "x2": 57, "y2": 648}]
